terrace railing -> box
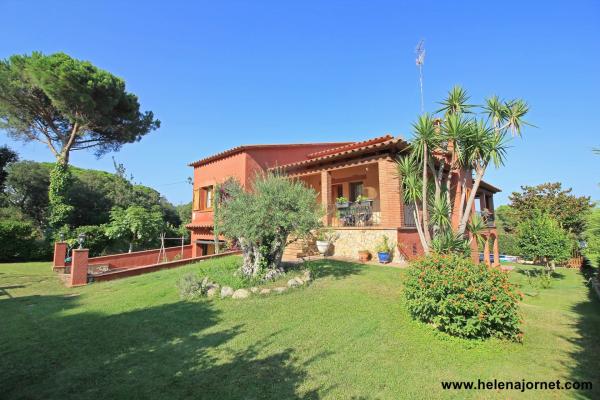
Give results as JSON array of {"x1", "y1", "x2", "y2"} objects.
[{"x1": 327, "y1": 201, "x2": 378, "y2": 227}]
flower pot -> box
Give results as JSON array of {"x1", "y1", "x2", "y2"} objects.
[
  {"x1": 358, "y1": 250, "x2": 371, "y2": 262},
  {"x1": 336, "y1": 202, "x2": 350, "y2": 209},
  {"x1": 316, "y1": 240, "x2": 330, "y2": 255},
  {"x1": 377, "y1": 251, "x2": 391, "y2": 264}
]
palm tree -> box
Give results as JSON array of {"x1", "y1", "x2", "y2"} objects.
[{"x1": 396, "y1": 86, "x2": 531, "y2": 255}]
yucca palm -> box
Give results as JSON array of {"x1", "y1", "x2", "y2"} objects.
[
  {"x1": 467, "y1": 213, "x2": 486, "y2": 247},
  {"x1": 436, "y1": 85, "x2": 475, "y2": 115},
  {"x1": 399, "y1": 85, "x2": 531, "y2": 257},
  {"x1": 411, "y1": 114, "x2": 439, "y2": 246}
]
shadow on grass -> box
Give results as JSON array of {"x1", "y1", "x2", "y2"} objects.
[
  {"x1": 514, "y1": 266, "x2": 567, "y2": 280},
  {"x1": 558, "y1": 266, "x2": 600, "y2": 399},
  {"x1": 0, "y1": 292, "x2": 325, "y2": 399},
  {"x1": 304, "y1": 259, "x2": 365, "y2": 280}
]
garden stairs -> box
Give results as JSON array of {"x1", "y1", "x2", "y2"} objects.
[{"x1": 283, "y1": 237, "x2": 318, "y2": 259}]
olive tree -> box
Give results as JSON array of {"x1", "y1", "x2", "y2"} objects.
[{"x1": 219, "y1": 172, "x2": 322, "y2": 279}]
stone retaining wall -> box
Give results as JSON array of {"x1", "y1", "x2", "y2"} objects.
[{"x1": 330, "y1": 228, "x2": 403, "y2": 262}]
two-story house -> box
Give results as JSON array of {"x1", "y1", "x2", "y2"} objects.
[{"x1": 186, "y1": 134, "x2": 500, "y2": 265}]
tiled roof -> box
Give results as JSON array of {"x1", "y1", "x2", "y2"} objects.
[
  {"x1": 185, "y1": 222, "x2": 213, "y2": 229},
  {"x1": 478, "y1": 180, "x2": 501, "y2": 193},
  {"x1": 269, "y1": 135, "x2": 410, "y2": 172},
  {"x1": 188, "y1": 142, "x2": 351, "y2": 167}
]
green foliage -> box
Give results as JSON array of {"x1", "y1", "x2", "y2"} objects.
[
  {"x1": 517, "y1": 213, "x2": 572, "y2": 265},
  {"x1": 497, "y1": 232, "x2": 520, "y2": 256},
  {"x1": 582, "y1": 205, "x2": 600, "y2": 268},
  {"x1": 47, "y1": 161, "x2": 74, "y2": 231},
  {"x1": 105, "y1": 205, "x2": 165, "y2": 252},
  {"x1": 72, "y1": 225, "x2": 113, "y2": 257},
  {"x1": 219, "y1": 172, "x2": 322, "y2": 278},
  {"x1": 336, "y1": 196, "x2": 348, "y2": 204},
  {"x1": 405, "y1": 255, "x2": 523, "y2": 341},
  {"x1": 508, "y1": 182, "x2": 593, "y2": 237},
  {"x1": 375, "y1": 235, "x2": 394, "y2": 253},
  {"x1": 0, "y1": 145, "x2": 18, "y2": 196},
  {"x1": 0, "y1": 218, "x2": 50, "y2": 261},
  {"x1": 176, "y1": 273, "x2": 212, "y2": 300},
  {"x1": 495, "y1": 204, "x2": 519, "y2": 233},
  {"x1": 0, "y1": 52, "x2": 159, "y2": 159},
  {"x1": 430, "y1": 231, "x2": 471, "y2": 257},
  {"x1": 3, "y1": 160, "x2": 181, "y2": 231}
]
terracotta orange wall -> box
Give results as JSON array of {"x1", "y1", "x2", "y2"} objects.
[
  {"x1": 88, "y1": 245, "x2": 192, "y2": 270},
  {"x1": 397, "y1": 229, "x2": 424, "y2": 260}
]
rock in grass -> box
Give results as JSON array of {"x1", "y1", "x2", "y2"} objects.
[
  {"x1": 294, "y1": 277, "x2": 304, "y2": 285},
  {"x1": 259, "y1": 288, "x2": 271, "y2": 295},
  {"x1": 273, "y1": 286, "x2": 287, "y2": 293},
  {"x1": 250, "y1": 287, "x2": 259, "y2": 293},
  {"x1": 232, "y1": 289, "x2": 250, "y2": 299},
  {"x1": 303, "y1": 270, "x2": 312, "y2": 282},
  {"x1": 287, "y1": 278, "x2": 301, "y2": 288},
  {"x1": 220, "y1": 286, "x2": 234, "y2": 298},
  {"x1": 206, "y1": 287, "x2": 218, "y2": 298}
]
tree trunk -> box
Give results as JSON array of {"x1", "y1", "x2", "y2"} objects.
[
  {"x1": 413, "y1": 201, "x2": 429, "y2": 254},
  {"x1": 457, "y1": 164, "x2": 487, "y2": 236},
  {"x1": 421, "y1": 144, "x2": 431, "y2": 244}
]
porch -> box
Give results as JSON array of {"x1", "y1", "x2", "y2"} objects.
[{"x1": 292, "y1": 156, "x2": 404, "y2": 229}]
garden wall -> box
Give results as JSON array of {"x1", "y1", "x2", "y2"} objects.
[
  {"x1": 88, "y1": 245, "x2": 192, "y2": 270},
  {"x1": 91, "y1": 250, "x2": 240, "y2": 282},
  {"x1": 331, "y1": 227, "x2": 403, "y2": 262}
]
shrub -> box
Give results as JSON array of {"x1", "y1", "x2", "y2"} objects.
[
  {"x1": 176, "y1": 273, "x2": 212, "y2": 299},
  {"x1": 517, "y1": 212, "x2": 572, "y2": 269},
  {"x1": 497, "y1": 232, "x2": 519, "y2": 256},
  {"x1": 0, "y1": 219, "x2": 37, "y2": 261},
  {"x1": 405, "y1": 254, "x2": 523, "y2": 341}
]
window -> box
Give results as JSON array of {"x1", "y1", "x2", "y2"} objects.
[
  {"x1": 349, "y1": 182, "x2": 363, "y2": 202},
  {"x1": 205, "y1": 186, "x2": 213, "y2": 209},
  {"x1": 193, "y1": 186, "x2": 214, "y2": 211}
]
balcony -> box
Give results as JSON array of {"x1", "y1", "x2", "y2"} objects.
[
  {"x1": 477, "y1": 210, "x2": 496, "y2": 228},
  {"x1": 326, "y1": 201, "x2": 380, "y2": 227}
]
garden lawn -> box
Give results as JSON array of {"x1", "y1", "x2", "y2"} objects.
[{"x1": 1, "y1": 257, "x2": 598, "y2": 399}]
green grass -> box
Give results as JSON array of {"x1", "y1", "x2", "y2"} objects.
[
  {"x1": 1, "y1": 257, "x2": 599, "y2": 399},
  {"x1": 172, "y1": 255, "x2": 305, "y2": 290}
]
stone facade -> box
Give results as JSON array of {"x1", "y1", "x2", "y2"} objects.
[{"x1": 330, "y1": 228, "x2": 403, "y2": 262}]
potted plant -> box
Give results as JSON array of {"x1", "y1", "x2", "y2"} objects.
[
  {"x1": 355, "y1": 195, "x2": 372, "y2": 206},
  {"x1": 375, "y1": 235, "x2": 395, "y2": 264},
  {"x1": 315, "y1": 228, "x2": 339, "y2": 255},
  {"x1": 336, "y1": 196, "x2": 349, "y2": 208},
  {"x1": 358, "y1": 249, "x2": 371, "y2": 262}
]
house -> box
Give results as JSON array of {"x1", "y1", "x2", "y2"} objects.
[{"x1": 186, "y1": 134, "x2": 500, "y2": 265}]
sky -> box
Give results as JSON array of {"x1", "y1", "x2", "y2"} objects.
[{"x1": 1, "y1": 0, "x2": 599, "y2": 206}]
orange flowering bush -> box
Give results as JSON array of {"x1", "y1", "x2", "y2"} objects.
[{"x1": 405, "y1": 254, "x2": 523, "y2": 341}]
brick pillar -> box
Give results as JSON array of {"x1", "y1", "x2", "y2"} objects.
[
  {"x1": 321, "y1": 170, "x2": 331, "y2": 226},
  {"x1": 483, "y1": 237, "x2": 490, "y2": 266},
  {"x1": 70, "y1": 249, "x2": 89, "y2": 287},
  {"x1": 492, "y1": 233, "x2": 500, "y2": 267},
  {"x1": 378, "y1": 158, "x2": 402, "y2": 226},
  {"x1": 53, "y1": 242, "x2": 67, "y2": 271}
]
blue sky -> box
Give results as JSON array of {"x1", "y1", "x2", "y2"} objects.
[{"x1": 1, "y1": 0, "x2": 599, "y2": 205}]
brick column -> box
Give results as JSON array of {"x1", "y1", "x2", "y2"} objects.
[
  {"x1": 321, "y1": 170, "x2": 331, "y2": 226},
  {"x1": 492, "y1": 233, "x2": 500, "y2": 267},
  {"x1": 483, "y1": 237, "x2": 490, "y2": 266},
  {"x1": 377, "y1": 159, "x2": 402, "y2": 226},
  {"x1": 70, "y1": 249, "x2": 89, "y2": 287},
  {"x1": 53, "y1": 242, "x2": 67, "y2": 271}
]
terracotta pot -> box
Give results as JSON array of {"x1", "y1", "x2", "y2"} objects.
[{"x1": 358, "y1": 250, "x2": 371, "y2": 262}]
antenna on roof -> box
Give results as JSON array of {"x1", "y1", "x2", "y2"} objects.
[{"x1": 415, "y1": 39, "x2": 426, "y2": 113}]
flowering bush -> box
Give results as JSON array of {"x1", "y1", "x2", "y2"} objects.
[{"x1": 405, "y1": 255, "x2": 523, "y2": 341}]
